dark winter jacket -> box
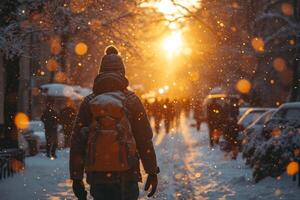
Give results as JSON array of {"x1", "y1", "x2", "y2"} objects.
[
  {"x1": 69, "y1": 73, "x2": 158, "y2": 184},
  {"x1": 41, "y1": 107, "x2": 59, "y2": 132},
  {"x1": 59, "y1": 107, "x2": 76, "y2": 131}
]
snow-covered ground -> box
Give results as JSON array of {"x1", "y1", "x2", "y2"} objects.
[{"x1": 1, "y1": 114, "x2": 299, "y2": 200}]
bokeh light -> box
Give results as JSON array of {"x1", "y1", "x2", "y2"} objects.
[
  {"x1": 251, "y1": 37, "x2": 265, "y2": 53},
  {"x1": 286, "y1": 161, "x2": 299, "y2": 176},
  {"x1": 281, "y1": 3, "x2": 294, "y2": 16},
  {"x1": 271, "y1": 128, "x2": 281, "y2": 138},
  {"x1": 50, "y1": 36, "x2": 61, "y2": 55},
  {"x1": 46, "y1": 59, "x2": 59, "y2": 72},
  {"x1": 89, "y1": 19, "x2": 102, "y2": 31},
  {"x1": 70, "y1": 0, "x2": 91, "y2": 13},
  {"x1": 75, "y1": 42, "x2": 88, "y2": 56},
  {"x1": 158, "y1": 88, "x2": 165, "y2": 94},
  {"x1": 236, "y1": 79, "x2": 252, "y2": 94},
  {"x1": 55, "y1": 71, "x2": 67, "y2": 83},
  {"x1": 273, "y1": 57, "x2": 287, "y2": 72},
  {"x1": 32, "y1": 87, "x2": 40, "y2": 96},
  {"x1": 14, "y1": 112, "x2": 29, "y2": 129}
]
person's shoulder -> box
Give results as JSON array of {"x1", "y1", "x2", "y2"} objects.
[
  {"x1": 82, "y1": 93, "x2": 95, "y2": 103},
  {"x1": 124, "y1": 90, "x2": 141, "y2": 103},
  {"x1": 81, "y1": 93, "x2": 95, "y2": 105}
]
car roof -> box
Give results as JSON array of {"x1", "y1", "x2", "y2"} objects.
[
  {"x1": 279, "y1": 102, "x2": 300, "y2": 109},
  {"x1": 238, "y1": 108, "x2": 275, "y2": 124},
  {"x1": 246, "y1": 109, "x2": 276, "y2": 128},
  {"x1": 241, "y1": 107, "x2": 275, "y2": 114}
]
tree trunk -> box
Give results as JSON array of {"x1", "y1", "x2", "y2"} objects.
[
  {"x1": 3, "y1": 56, "x2": 20, "y2": 148},
  {"x1": 0, "y1": 53, "x2": 4, "y2": 147}
]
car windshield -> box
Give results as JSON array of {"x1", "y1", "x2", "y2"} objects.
[
  {"x1": 29, "y1": 122, "x2": 45, "y2": 132},
  {"x1": 256, "y1": 111, "x2": 274, "y2": 125},
  {"x1": 240, "y1": 110, "x2": 265, "y2": 127}
]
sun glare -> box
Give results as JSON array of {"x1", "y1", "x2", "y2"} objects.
[
  {"x1": 163, "y1": 31, "x2": 183, "y2": 58},
  {"x1": 142, "y1": 0, "x2": 200, "y2": 26},
  {"x1": 155, "y1": 0, "x2": 200, "y2": 19}
]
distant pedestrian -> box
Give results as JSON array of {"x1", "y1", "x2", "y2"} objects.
[
  {"x1": 59, "y1": 99, "x2": 76, "y2": 148},
  {"x1": 206, "y1": 99, "x2": 222, "y2": 147},
  {"x1": 223, "y1": 97, "x2": 240, "y2": 159},
  {"x1": 193, "y1": 99, "x2": 203, "y2": 131},
  {"x1": 162, "y1": 98, "x2": 174, "y2": 133},
  {"x1": 41, "y1": 100, "x2": 59, "y2": 158},
  {"x1": 70, "y1": 46, "x2": 159, "y2": 200},
  {"x1": 152, "y1": 98, "x2": 162, "y2": 134}
]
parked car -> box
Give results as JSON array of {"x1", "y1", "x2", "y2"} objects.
[
  {"x1": 243, "y1": 102, "x2": 300, "y2": 181},
  {"x1": 269, "y1": 102, "x2": 300, "y2": 122},
  {"x1": 238, "y1": 108, "x2": 273, "y2": 130},
  {"x1": 243, "y1": 109, "x2": 277, "y2": 137},
  {"x1": 238, "y1": 109, "x2": 276, "y2": 151},
  {"x1": 238, "y1": 107, "x2": 249, "y2": 119}
]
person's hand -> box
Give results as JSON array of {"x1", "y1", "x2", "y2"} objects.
[
  {"x1": 72, "y1": 180, "x2": 87, "y2": 200},
  {"x1": 144, "y1": 174, "x2": 158, "y2": 197}
]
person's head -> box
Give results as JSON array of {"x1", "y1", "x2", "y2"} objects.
[{"x1": 99, "y1": 45, "x2": 125, "y2": 75}]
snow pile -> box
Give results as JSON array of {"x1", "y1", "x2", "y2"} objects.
[{"x1": 242, "y1": 118, "x2": 300, "y2": 182}]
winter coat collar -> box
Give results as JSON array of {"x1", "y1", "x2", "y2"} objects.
[{"x1": 92, "y1": 72, "x2": 129, "y2": 95}]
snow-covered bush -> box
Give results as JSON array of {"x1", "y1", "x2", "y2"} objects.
[
  {"x1": 243, "y1": 119, "x2": 300, "y2": 182},
  {"x1": 242, "y1": 128, "x2": 266, "y2": 166}
]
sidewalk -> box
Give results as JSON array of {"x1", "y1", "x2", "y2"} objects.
[{"x1": 0, "y1": 115, "x2": 299, "y2": 199}]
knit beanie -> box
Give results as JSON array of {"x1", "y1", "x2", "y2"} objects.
[{"x1": 99, "y1": 45, "x2": 125, "y2": 75}]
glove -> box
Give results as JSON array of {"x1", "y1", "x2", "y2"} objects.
[
  {"x1": 144, "y1": 174, "x2": 158, "y2": 197},
  {"x1": 72, "y1": 180, "x2": 87, "y2": 200}
]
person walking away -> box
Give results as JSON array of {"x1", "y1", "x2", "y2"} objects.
[
  {"x1": 162, "y1": 98, "x2": 174, "y2": 134},
  {"x1": 70, "y1": 46, "x2": 159, "y2": 200},
  {"x1": 222, "y1": 97, "x2": 240, "y2": 159},
  {"x1": 41, "y1": 100, "x2": 59, "y2": 158},
  {"x1": 152, "y1": 98, "x2": 162, "y2": 134},
  {"x1": 206, "y1": 99, "x2": 222, "y2": 147},
  {"x1": 193, "y1": 99, "x2": 203, "y2": 131},
  {"x1": 59, "y1": 99, "x2": 76, "y2": 148}
]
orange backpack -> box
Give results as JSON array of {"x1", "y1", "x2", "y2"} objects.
[{"x1": 85, "y1": 91, "x2": 137, "y2": 172}]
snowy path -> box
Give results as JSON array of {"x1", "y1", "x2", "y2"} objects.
[{"x1": 1, "y1": 114, "x2": 300, "y2": 200}]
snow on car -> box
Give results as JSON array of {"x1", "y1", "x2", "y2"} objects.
[
  {"x1": 238, "y1": 108, "x2": 273, "y2": 130},
  {"x1": 243, "y1": 109, "x2": 277, "y2": 136},
  {"x1": 241, "y1": 109, "x2": 276, "y2": 162},
  {"x1": 243, "y1": 102, "x2": 300, "y2": 182}
]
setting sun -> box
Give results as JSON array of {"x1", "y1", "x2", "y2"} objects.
[{"x1": 163, "y1": 31, "x2": 183, "y2": 58}]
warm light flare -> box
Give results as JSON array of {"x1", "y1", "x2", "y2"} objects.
[
  {"x1": 14, "y1": 112, "x2": 29, "y2": 130},
  {"x1": 154, "y1": 0, "x2": 200, "y2": 20},
  {"x1": 163, "y1": 31, "x2": 183, "y2": 58},
  {"x1": 287, "y1": 161, "x2": 299, "y2": 176},
  {"x1": 236, "y1": 79, "x2": 252, "y2": 94},
  {"x1": 75, "y1": 42, "x2": 88, "y2": 56}
]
